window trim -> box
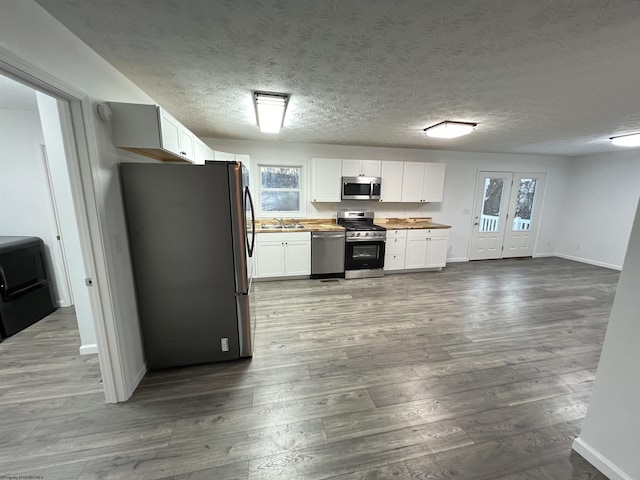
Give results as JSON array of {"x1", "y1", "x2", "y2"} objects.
[{"x1": 256, "y1": 163, "x2": 306, "y2": 218}]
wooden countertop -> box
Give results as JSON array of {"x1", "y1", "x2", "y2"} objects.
[
  {"x1": 255, "y1": 217, "x2": 450, "y2": 233},
  {"x1": 255, "y1": 219, "x2": 344, "y2": 233},
  {"x1": 375, "y1": 218, "x2": 451, "y2": 230}
]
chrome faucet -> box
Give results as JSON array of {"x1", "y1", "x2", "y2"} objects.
[{"x1": 273, "y1": 217, "x2": 285, "y2": 227}]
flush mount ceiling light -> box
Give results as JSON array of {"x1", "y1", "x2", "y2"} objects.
[
  {"x1": 424, "y1": 121, "x2": 477, "y2": 139},
  {"x1": 253, "y1": 91, "x2": 289, "y2": 134},
  {"x1": 610, "y1": 132, "x2": 640, "y2": 147}
]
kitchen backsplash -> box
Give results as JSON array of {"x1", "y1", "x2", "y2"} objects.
[{"x1": 308, "y1": 201, "x2": 442, "y2": 220}]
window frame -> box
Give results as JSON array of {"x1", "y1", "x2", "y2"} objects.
[{"x1": 256, "y1": 162, "x2": 306, "y2": 218}]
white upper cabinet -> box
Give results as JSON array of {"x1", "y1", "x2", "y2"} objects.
[
  {"x1": 311, "y1": 158, "x2": 342, "y2": 202},
  {"x1": 309, "y1": 158, "x2": 445, "y2": 204},
  {"x1": 193, "y1": 137, "x2": 213, "y2": 165},
  {"x1": 401, "y1": 162, "x2": 426, "y2": 202},
  {"x1": 380, "y1": 161, "x2": 404, "y2": 202},
  {"x1": 342, "y1": 159, "x2": 382, "y2": 177},
  {"x1": 401, "y1": 162, "x2": 446, "y2": 202},
  {"x1": 422, "y1": 163, "x2": 446, "y2": 202},
  {"x1": 160, "y1": 109, "x2": 194, "y2": 160},
  {"x1": 110, "y1": 102, "x2": 203, "y2": 163}
]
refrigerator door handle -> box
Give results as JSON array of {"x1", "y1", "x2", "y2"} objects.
[{"x1": 245, "y1": 186, "x2": 256, "y2": 258}]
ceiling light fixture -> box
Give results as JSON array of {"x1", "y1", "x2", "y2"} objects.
[
  {"x1": 610, "y1": 132, "x2": 640, "y2": 147},
  {"x1": 424, "y1": 121, "x2": 477, "y2": 139},
  {"x1": 253, "y1": 91, "x2": 289, "y2": 134}
]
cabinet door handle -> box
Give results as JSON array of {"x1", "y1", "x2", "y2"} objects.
[{"x1": 180, "y1": 151, "x2": 186, "y2": 155}]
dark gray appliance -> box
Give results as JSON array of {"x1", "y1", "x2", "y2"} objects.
[
  {"x1": 337, "y1": 211, "x2": 386, "y2": 279},
  {"x1": 342, "y1": 176, "x2": 382, "y2": 200},
  {"x1": 0, "y1": 236, "x2": 56, "y2": 340},
  {"x1": 311, "y1": 231, "x2": 345, "y2": 279},
  {"x1": 120, "y1": 161, "x2": 255, "y2": 369}
]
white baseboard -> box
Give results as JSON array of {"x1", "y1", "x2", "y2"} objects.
[
  {"x1": 572, "y1": 437, "x2": 634, "y2": 480},
  {"x1": 123, "y1": 363, "x2": 147, "y2": 400},
  {"x1": 79, "y1": 344, "x2": 98, "y2": 355},
  {"x1": 533, "y1": 252, "x2": 555, "y2": 258},
  {"x1": 446, "y1": 257, "x2": 468, "y2": 263},
  {"x1": 555, "y1": 253, "x2": 622, "y2": 271}
]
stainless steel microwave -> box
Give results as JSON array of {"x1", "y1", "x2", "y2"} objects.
[{"x1": 342, "y1": 176, "x2": 382, "y2": 200}]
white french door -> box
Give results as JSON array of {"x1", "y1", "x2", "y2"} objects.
[{"x1": 469, "y1": 171, "x2": 546, "y2": 260}]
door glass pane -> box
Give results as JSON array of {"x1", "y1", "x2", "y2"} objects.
[
  {"x1": 512, "y1": 178, "x2": 537, "y2": 231},
  {"x1": 352, "y1": 244, "x2": 380, "y2": 260},
  {"x1": 480, "y1": 178, "x2": 504, "y2": 232}
]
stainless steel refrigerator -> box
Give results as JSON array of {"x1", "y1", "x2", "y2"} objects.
[{"x1": 120, "y1": 161, "x2": 256, "y2": 369}]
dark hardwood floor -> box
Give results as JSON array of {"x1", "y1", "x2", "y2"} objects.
[{"x1": 0, "y1": 257, "x2": 617, "y2": 479}]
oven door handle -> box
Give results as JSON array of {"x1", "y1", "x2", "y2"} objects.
[{"x1": 346, "y1": 238, "x2": 386, "y2": 243}]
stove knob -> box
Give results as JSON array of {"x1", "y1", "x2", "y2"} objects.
[
  {"x1": 356, "y1": 232, "x2": 361, "y2": 236},
  {"x1": 365, "y1": 232, "x2": 369, "y2": 236}
]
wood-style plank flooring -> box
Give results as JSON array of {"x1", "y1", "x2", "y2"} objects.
[{"x1": 0, "y1": 257, "x2": 617, "y2": 479}]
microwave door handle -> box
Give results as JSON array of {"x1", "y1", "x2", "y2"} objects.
[{"x1": 370, "y1": 181, "x2": 374, "y2": 199}]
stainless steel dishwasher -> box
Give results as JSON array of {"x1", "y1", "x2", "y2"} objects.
[{"x1": 311, "y1": 231, "x2": 345, "y2": 279}]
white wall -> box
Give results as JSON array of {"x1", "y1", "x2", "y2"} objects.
[
  {"x1": 36, "y1": 91, "x2": 97, "y2": 352},
  {"x1": 572, "y1": 196, "x2": 640, "y2": 480},
  {"x1": 556, "y1": 151, "x2": 640, "y2": 270},
  {"x1": 1, "y1": 0, "x2": 160, "y2": 400},
  {"x1": 206, "y1": 138, "x2": 570, "y2": 261},
  {"x1": 0, "y1": 107, "x2": 72, "y2": 305}
]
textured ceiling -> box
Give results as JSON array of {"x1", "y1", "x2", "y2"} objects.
[
  {"x1": 34, "y1": 0, "x2": 640, "y2": 156},
  {"x1": 0, "y1": 74, "x2": 38, "y2": 110}
]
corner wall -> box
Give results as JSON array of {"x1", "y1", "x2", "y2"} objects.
[
  {"x1": 556, "y1": 151, "x2": 640, "y2": 270},
  {"x1": 572, "y1": 195, "x2": 640, "y2": 480}
]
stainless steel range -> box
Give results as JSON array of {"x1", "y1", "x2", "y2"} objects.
[{"x1": 337, "y1": 211, "x2": 386, "y2": 279}]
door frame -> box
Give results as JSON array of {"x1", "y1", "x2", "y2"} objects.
[
  {"x1": 468, "y1": 169, "x2": 548, "y2": 261},
  {"x1": 0, "y1": 46, "x2": 123, "y2": 403}
]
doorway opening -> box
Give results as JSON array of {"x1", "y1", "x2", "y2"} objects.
[
  {"x1": 469, "y1": 171, "x2": 547, "y2": 260},
  {"x1": 0, "y1": 56, "x2": 120, "y2": 402}
]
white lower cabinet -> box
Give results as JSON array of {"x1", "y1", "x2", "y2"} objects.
[
  {"x1": 404, "y1": 229, "x2": 449, "y2": 269},
  {"x1": 255, "y1": 232, "x2": 311, "y2": 278},
  {"x1": 384, "y1": 253, "x2": 406, "y2": 271},
  {"x1": 384, "y1": 230, "x2": 407, "y2": 271}
]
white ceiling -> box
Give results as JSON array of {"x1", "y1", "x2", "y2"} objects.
[
  {"x1": 0, "y1": 74, "x2": 38, "y2": 110},
  {"x1": 34, "y1": 0, "x2": 640, "y2": 156}
]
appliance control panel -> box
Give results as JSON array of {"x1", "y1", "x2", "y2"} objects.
[{"x1": 346, "y1": 230, "x2": 386, "y2": 240}]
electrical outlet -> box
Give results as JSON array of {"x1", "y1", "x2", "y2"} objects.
[
  {"x1": 547, "y1": 241, "x2": 551, "y2": 247},
  {"x1": 448, "y1": 246, "x2": 453, "y2": 252},
  {"x1": 221, "y1": 337, "x2": 229, "y2": 352},
  {"x1": 576, "y1": 244, "x2": 581, "y2": 251}
]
